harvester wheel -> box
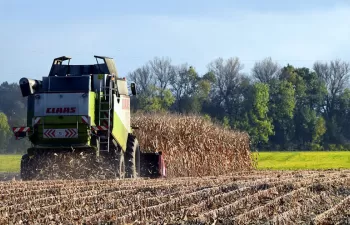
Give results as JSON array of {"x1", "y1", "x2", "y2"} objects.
[
  {"x1": 125, "y1": 134, "x2": 140, "y2": 178},
  {"x1": 116, "y1": 150, "x2": 126, "y2": 179},
  {"x1": 20, "y1": 154, "x2": 31, "y2": 181}
]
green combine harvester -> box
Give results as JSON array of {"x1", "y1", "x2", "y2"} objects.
[{"x1": 13, "y1": 56, "x2": 166, "y2": 180}]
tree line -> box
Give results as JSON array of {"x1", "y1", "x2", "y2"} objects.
[
  {"x1": 0, "y1": 82, "x2": 30, "y2": 153},
  {"x1": 128, "y1": 56, "x2": 350, "y2": 151},
  {"x1": 0, "y1": 56, "x2": 350, "y2": 153}
]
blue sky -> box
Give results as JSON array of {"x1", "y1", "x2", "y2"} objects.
[{"x1": 1, "y1": 0, "x2": 350, "y2": 83}]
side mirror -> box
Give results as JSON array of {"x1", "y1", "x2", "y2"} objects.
[{"x1": 131, "y1": 83, "x2": 137, "y2": 96}]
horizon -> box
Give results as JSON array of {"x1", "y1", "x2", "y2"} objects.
[{"x1": 1, "y1": 0, "x2": 350, "y2": 83}]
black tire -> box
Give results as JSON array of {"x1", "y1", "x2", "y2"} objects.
[
  {"x1": 136, "y1": 144, "x2": 140, "y2": 176},
  {"x1": 125, "y1": 134, "x2": 140, "y2": 178},
  {"x1": 20, "y1": 154, "x2": 31, "y2": 180}
]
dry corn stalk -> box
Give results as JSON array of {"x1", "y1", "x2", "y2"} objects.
[
  {"x1": 0, "y1": 170, "x2": 349, "y2": 224},
  {"x1": 131, "y1": 113, "x2": 255, "y2": 177}
]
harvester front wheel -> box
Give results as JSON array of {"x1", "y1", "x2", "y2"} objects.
[{"x1": 125, "y1": 134, "x2": 140, "y2": 178}]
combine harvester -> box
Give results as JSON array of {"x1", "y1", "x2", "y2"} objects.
[{"x1": 12, "y1": 56, "x2": 166, "y2": 180}]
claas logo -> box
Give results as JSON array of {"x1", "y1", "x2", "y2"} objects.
[{"x1": 46, "y1": 107, "x2": 77, "y2": 114}]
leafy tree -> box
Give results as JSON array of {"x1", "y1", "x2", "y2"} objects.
[
  {"x1": 268, "y1": 79, "x2": 296, "y2": 149},
  {"x1": 0, "y1": 82, "x2": 31, "y2": 153},
  {"x1": 0, "y1": 112, "x2": 11, "y2": 153},
  {"x1": 311, "y1": 116, "x2": 326, "y2": 149},
  {"x1": 331, "y1": 88, "x2": 350, "y2": 145},
  {"x1": 138, "y1": 85, "x2": 175, "y2": 113},
  {"x1": 0, "y1": 82, "x2": 27, "y2": 126},
  {"x1": 245, "y1": 83, "x2": 274, "y2": 148},
  {"x1": 185, "y1": 69, "x2": 214, "y2": 114},
  {"x1": 202, "y1": 71, "x2": 216, "y2": 84},
  {"x1": 279, "y1": 66, "x2": 327, "y2": 149},
  {"x1": 222, "y1": 116, "x2": 230, "y2": 129}
]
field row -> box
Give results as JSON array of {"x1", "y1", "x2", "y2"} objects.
[
  {"x1": 2, "y1": 151, "x2": 350, "y2": 173},
  {"x1": 0, "y1": 170, "x2": 349, "y2": 224}
]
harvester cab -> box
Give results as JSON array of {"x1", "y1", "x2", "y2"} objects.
[{"x1": 13, "y1": 55, "x2": 166, "y2": 180}]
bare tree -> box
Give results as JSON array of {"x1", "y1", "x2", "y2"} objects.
[
  {"x1": 251, "y1": 57, "x2": 280, "y2": 83},
  {"x1": 128, "y1": 65, "x2": 154, "y2": 95},
  {"x1": 170, "y1": 63, "x2": 188, "y2": 101},
  {"x1": 169, "y1": 64, "x2": 200, "y2": 111},
  {"x1": 207, "y1": 57, "x2": 244, "y2": 115},
  {"x1": 149, "y1": 57, "x2": 175, "y2": 97},
  {"x1": 313, "y1": 59, "x2": 350, "y2": 117}
]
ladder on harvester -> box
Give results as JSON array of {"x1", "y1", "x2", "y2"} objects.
[{"x1": 97, "y1": 75, "x2": 114, "y2": 152}]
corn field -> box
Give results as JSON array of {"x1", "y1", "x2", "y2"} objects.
[
  {"x1": 0, "y1": 170, "x2": 349, "y2": 224},
  {"x1": 132, "y1": 113, "x2": 255, "y2": 177}
]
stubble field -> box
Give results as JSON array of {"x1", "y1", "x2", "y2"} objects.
[
  {"x1": 1, "y1": 114, "x2": 350, "y2": 224},
  {"x1": 1, "y1": 170, "x2": 350, "y2": 224}
]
